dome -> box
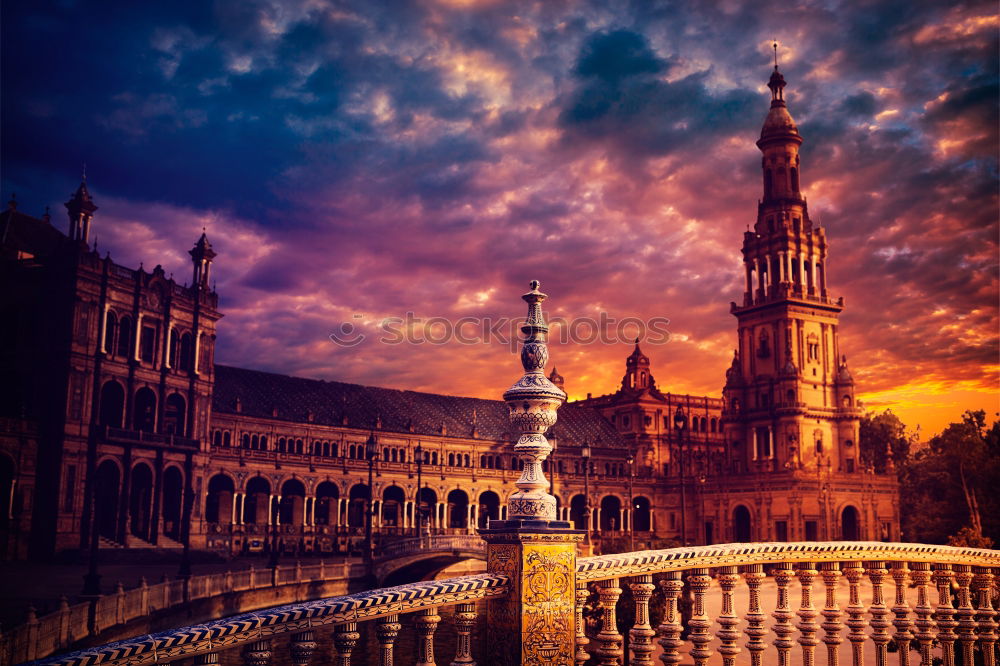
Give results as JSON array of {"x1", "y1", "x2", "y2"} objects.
[{"x1": 760, "y1": 104, "x2": 800, "y2": 142}]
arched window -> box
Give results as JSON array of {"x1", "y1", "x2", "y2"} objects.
[
  {"x1": 733, "y1": 505, "x2": 752, "y2": 542},
  {"x1": 99, "y1": 381, "x2": 125, "y2": 428},
  {"x1": 163, "y1": 394, "x2": 186, "y2": 436},
  {"x1": 179, "y1": 333, "x2": 193, "y2": 372},
  {"x1": 223, "y1": 431, "x2": 231, "y2": 447},
  {"x1": 104, "y1": 311, "x2": 117, "y2": 354},
  {"x1": 260, "y1": 435, "x2": 267, "y2": 450},
  {"x1": 790, "y1": 167, "x2": 799, "y2": 193},
  {"x1": 168, "y1": 329, "x2": 178, "y2": 367},
  {"x1": 117, "y1": 316, "x2": 133, "y2": 358},
  {"x1": 764, "y1": 169, "x2": 773, "y2": 198},
  {"x1": 133, "y1": 387, "x2": 157, "y2": 432},
  {"x1": 242, "y1": 433, "x2": 251, "y2": 449},
  {"x1": 251, "y1": 434, "x2": 259, "y2": 450}
]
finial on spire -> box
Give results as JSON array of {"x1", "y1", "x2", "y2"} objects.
[
  {"x1": 773, "y1": 40, "x2": 779, "y2": 70},
  {"x1": 82, "y1": 163, "x2": 87, "y2": 182}
]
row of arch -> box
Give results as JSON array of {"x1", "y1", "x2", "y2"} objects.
[
  {"x1": 93, "y1": 459, "x2": 185, "y2": 543},
  {"x1": 202, "y1": 474, "x2": 654, "y2": 533},
  {"x1": 103, "y1": 311, "x2": 208, "y2": 372},
  {"x1": 99, "y1": 381, "x2": 187, "y2": 436}
]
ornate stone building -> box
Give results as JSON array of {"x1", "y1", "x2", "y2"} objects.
[{"x1": 0, "y1": 64, "x2": 898, "y2": 561}]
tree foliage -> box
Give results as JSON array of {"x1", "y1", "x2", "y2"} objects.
[
  {"x1": 859, "y1": 410, "x2": 913, "y2": 473},
  {"x1": 898, "y1": 410, "x2": 999, "y2": 547}
]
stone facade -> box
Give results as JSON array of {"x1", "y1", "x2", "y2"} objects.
[{"x1": 0, "y1": 65, "x2": 898, "y2": 562}]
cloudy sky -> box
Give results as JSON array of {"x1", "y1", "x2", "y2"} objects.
[{"x1": 3, "y1": 0, "x2": 997, "y2": 437}]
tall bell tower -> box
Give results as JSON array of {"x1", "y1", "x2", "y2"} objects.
[{"x1": 723, "y1": 53, "x2": 860, "y2": 477}]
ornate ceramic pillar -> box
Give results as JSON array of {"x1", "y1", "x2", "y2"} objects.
[{"x1": 480, "y1": 281, "x2": 583, "y2": 666}]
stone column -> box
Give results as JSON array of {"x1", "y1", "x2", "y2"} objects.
[{"x1": 480, "y1": 281, "x2": 583, "y2": 666}]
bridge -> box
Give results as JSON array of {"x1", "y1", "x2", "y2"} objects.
[
  {"x1": 374, "y1": 535, "x2": 486, "y2": 585},
  {"x1": 20, "y1": 541, "x2": 1000, "y2": 666}
]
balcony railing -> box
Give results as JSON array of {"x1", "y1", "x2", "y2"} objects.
[
  {"x1": 26, "y1": 541, "x2": 998, "y2": 666},
  {"x1": 103, "y1": 427, "x2": 199, "y2": 449}
]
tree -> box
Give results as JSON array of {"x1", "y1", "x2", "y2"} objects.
[
  {"x1": 901, "y1": 410, "x2": 1000, "y2": 547},
  {"x1": 859, "y1": 410, "x2": 913, "y2": 473}
]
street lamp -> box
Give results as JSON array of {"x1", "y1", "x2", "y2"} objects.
[
  {"x1": 364, "y1": 430, "x2": 379, "y2": 570},
  {"x1": 673, "y1": 408, "x2": 688, "y2": 545},
  {"x1": 548, "y1": 432, "x2": 558, "y2": 496},
  {"x1": 581, "y1": 442, "x2": 592, "y2": 548},
  {"x1": 414, "y1": 442, "x2": 423, "y2": 537},
  {"x1": 627, "y1": 450, "x2": 635, "y2": 552}
]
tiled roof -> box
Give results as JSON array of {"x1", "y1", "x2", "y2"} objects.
[
  {"x1": 213, "y1": 365, "x2": 625, "y2": 448},
  {"x1": 0, "y1": 208, "x2": 66, "y2": 259}
]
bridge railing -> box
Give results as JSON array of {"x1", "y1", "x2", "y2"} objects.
[
  {"x1": 375, "y1": 535, "x2": 486, "y2": 561},
  {"x1": 31, "y1": 573, "x2": 510, "y2": 666},
  {"x1": 23, "y1": 541, "x2": 1000, "y2": 666},
  {"x1": 3, "y1": 561, "x2": 364, "y2": 664}
]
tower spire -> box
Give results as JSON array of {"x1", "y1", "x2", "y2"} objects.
[
  {"x1": 189, "y1": 229, "x2": 216, "y2": 290},
  {"x1": 65, "y1": 176, "x2": 98, "y2": 245}
]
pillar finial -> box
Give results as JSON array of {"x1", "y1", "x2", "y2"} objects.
[{"x1": 500, "y1": 280, "x2": 567, "y2": 524}]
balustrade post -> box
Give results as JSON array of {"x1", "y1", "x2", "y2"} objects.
[
  {"x1": 797, "y1": 562, "x2": 820, "y2": 666},
  {"x1": 844, "y1": 561, "x2": 866, "y2": 666},
  {"x1": 195, "y1": 653, "x2": 219, "y2": 665},
  {"x1": 910, "y1": 563, "x2": 935, "y2": 666},
  {"x1": 773, "y1": 564, "x2": 797, "y2": 666},
  {"x1": 595, "y1": 578, "x2": 624, "y2": 665},
  {"x1": 333, "y1": 622, "x2": 361, "y2": 666},
  {"x1": 656, "y1": 571, "x2": 684, "y2": 666},
  {"x1": 375, "y1": 614, "x2": 402, "y2": 666},
  {"x1": 688, "y1": 568, "x2": 713, "y2": 666},
  {"x1": 415, "y1": 607, "x2": 441, "y2": 666},
  {"x1": 955, "y1": 565, "x2": 977, "y2": 666},
  {"x1": 974, "y1": 568, "x2": 998, "y2": 666},
  {"x1": 480, "y1": 281, "x2": 582, "y2": 665},
  {"x1": 866, "y1": 561, "x2": 891, "y2": 666},
  {"x1": 575, "y1": 582, "x2": 590, "y2": 666},
  {"x1": 717, "y1": 566, "x2": 742, "y2": 666},
  {"x1": 743, "y1": 564, "x2": 767, "y2": 666},
  {"x1": 934, "y1": 564, "x2": 958, "y2": 666},
  {"x1": 820, "y1": 562, "x2": 843, "y2": 666},
  {"x1": 242, "y1": 639, "x2": 272, "y2": 666},
  {"x1": 629, "y1": 574, "x2": 656, "y2": 666},
  {"x1": 451, "y1": 603, "x2": 476, "y2": 666},
  {"x1": 890, "y1": 562, "x2": 914, "y2": 666},
  {"x1": 290, "y1": 631, "x2": 317, "y2": 665}
]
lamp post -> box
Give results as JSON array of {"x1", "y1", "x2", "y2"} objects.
[
  {"x1": 414, "y1": 442, "x2": 423, "y2": 538},
  {"x1": 627, "y1": 450, "x2": 635, "y2": 552},
  {"x1": 548, "y1": 433, "x2": 558, "y2": 497},
  {"x1": 364, "y1": 430, "x2": 379, "y2": 571},
  {"x1": 674, "y1": 408, "x2": 688, "y2": 545},
  {"x1": 581, "y1": 442, "x2": 591, "y2": 548}
]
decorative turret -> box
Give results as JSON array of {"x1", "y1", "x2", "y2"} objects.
[
  {"x1": 501, "y1": 280, "x2": 566, "y2": 524},
  {"x1": 548, "y1": 366, "x2": 565, "y2": 392},
  {"x1": 189, "y1": 230, "x2": 216, "y2": 290},
  {"x1": 622, "y1": 338, "x2": 654, "y2": 391},
  {"x1": 65, "y1": 175, "x2": 98, "y2": 245}
]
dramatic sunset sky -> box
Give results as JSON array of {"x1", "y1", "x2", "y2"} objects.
[{"x1": 3, "y1": 0, "x2": 997, "y2": 437}]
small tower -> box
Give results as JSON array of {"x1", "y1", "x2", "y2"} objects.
[
  {"x1": 64, "y1": 178, "x2": 98, "y2": 245},
  {"x1": 189, "y1": 231, "x2": 216, "y2": 290},
  {"x1": 622, "y1": 338, "x2": 653, "y2": 391},
  {"x1": 548, "y1": 366, "x2": 565, "y2": 392}
]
